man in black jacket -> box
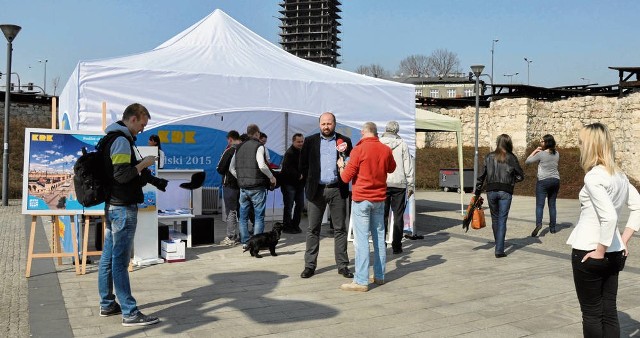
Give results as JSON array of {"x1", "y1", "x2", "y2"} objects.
[
  {"x1": 299, "y1": 112, "x2": 354, "y2": 279},
  {"x1": 216, "y1": 130, "x2": 241, "y2": 246},
  {"x1": 280, "y1": 133, "x2": 305, "y2": 234},
  {"x1": 98, "y1": 103, "x2": 160, "y2": 327}
]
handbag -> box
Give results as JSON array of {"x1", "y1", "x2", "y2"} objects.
[{"x1": 471, "y1": 206, "x2": 486, "y2": 229}]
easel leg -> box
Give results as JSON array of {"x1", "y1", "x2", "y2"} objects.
[
  {"x1": 82, "y1": 215, "x2": 91, "y2": 275},
  {"x1": 53, "y1": 216, "x2": 63, "y2": 265},
  {"x1": 25, "y1": 216, "x2": 37, "y2": 278},
  {"x1": 70, "y1": 215, "x2": 80, "y2": 275}
]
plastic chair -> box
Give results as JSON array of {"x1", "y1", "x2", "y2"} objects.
[{"x1": 179, "y1": 172, "x2": 206, "y2": 213}]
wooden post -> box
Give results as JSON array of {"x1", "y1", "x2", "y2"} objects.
[
  {"x1": 26, "y1": 214, "x2": 80, "y2": 278},
  {"x1": 51, "y1": 97, "x2": 57, "y2": 129}
]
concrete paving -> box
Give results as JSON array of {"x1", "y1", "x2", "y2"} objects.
[{"x1": 5, "y1": 191, "x2": 640, "y2": 337}]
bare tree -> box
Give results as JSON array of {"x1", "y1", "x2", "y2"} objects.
[
  {"x1": 398, "y1": 54, "x2": 430, "y2": 77},
  {"x1": 51, "y1": 76, "x2": 60, "y2": 96},
  {"x1": 355, "y1": 64, "x2": 389, "y2": 78},
  {"x1": 427, "y1": 49, "x2": 461, "y2": 77}
]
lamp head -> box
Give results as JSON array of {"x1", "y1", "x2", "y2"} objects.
[
  {"x1": 470, "y1": 65, "x2": 485, "y2": 77},
  {"x1": 0, "y1": 24, "x2": 21, "y2": 43}
]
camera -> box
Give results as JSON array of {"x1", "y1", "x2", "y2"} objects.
[{"x1": 140, "y1": 168, "x2": 169, "y2": 192}]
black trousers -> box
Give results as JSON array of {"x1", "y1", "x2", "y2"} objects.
[
  {"x1": 571, "y1": 249, "x2": 624, "y2": 338},
  {"x1": 384, "y1": 187, "x2": 406, "y2": 250},
  {"x1": 304, "y1": 186, "x2": 348, "y2": 270}
]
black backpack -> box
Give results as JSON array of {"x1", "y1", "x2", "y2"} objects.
[{"x1": 73, "y1": 131, "x2": 126, "y2": 207}]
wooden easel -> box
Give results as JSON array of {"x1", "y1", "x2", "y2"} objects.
[
  {"x1": 81, "y1": 213, "x2": 106, "y2": 275},
  {"x1": 25, "y1": 214, "x2": 80, "y2": 278}
]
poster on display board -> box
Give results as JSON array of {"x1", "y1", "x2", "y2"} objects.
[{"x1": 22, "y1": 128, "x2": 157, "y2": 215}]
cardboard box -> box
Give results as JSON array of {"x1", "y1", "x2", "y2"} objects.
[{"x1": 161, "y1": 239, "x2": 185, "y2": 262}]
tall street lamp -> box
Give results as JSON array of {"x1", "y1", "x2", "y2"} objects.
[
  {"x1": 39, "y1": 59, "x2": 47, "y2": 95},
  {"x1": 503, "y1": 72, "x2": 519, "y2": 84},
  {"x1": 491, "y1": 39, "x2": 498, "y2": 94},
  {"x1": 524, "y1": 57, "x2": 532, "y2": 85},
  {"x1": 1, "y1": 24, "x2": 21, "y2": 206},
  {"x1": 470, "y1": 64, "x2": 485, "y2": 193}
]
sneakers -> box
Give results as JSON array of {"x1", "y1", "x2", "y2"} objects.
[
  {"x1": 340, "y1": 282, "x2": 369, "y2": 292},
  {"x1": 368, "y1": 275, "x2": 385, "y2": 285},
  {"x1": 122, "y1": 312, "x2": 160, "y2": 327},
  {"x1": 242, "y1": 244, "x2": 248, "y2": 250},
  {"x1": 99, "y1": 303, "x2": 121, "y2": 317},
  {"x1": 220, "y1": 237, "x2": 237, "y2": 246}
]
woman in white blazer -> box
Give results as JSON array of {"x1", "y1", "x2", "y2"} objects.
[{"x1": 567, "y1": 123, "x2": 640, "y2": 337}]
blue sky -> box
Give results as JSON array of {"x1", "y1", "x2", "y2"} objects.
[{"x1": 1, "y1": 0, "x2": 638, "y2": 94}]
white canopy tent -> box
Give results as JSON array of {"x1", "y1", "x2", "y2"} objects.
[
  {"x1": 58, "y1": 9, "x2": 416, "y2": 168},
  {"x1": 415, "y1": 108, "x2": 465, "y2": 214}
]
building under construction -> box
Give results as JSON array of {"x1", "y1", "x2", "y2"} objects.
[{"x1": 278, "y1": 0, "x2": 342, "y2": 67}]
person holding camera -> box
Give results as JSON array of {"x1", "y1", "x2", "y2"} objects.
[
  {"x1": 98, "y1": 103, "x2": 160, "y2": 327},
  {"x1": 525, "y1": 134, "x2": 560, "y2": 236}
]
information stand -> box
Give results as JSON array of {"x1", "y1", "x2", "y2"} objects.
[{"x1": 25, "y1": 214, "x2": 80, "y2": 278}]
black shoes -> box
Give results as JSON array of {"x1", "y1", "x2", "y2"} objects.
[
  {"x1": 121, "y1": 312, "x2": 160, "y2": 327},
  {"x1": 99, "y1": 303, "x2": 122, "y2": 317},
  {"x1": 531, "y1": 224, "x2": 542, "y2": 237},
  {"x1": 338, "y1": 267, "x2": 354, "y2": 278},
  {"x1": 300, "y1": 268, "x2": 315, "y2": 278},
  {"x1": 282, "y1": 226, "x2": 302, "y2": 234},
  {"x1": 392, "y1": 247, "x2": 403, "y2": 254},
  {"x1": 549, "y1": 225, "x2": 557, "y2": 234},
  {"x1": 495, "y1": 253, "x2": 507, "y2": 258}
]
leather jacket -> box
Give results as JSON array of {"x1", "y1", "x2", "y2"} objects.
[{"x1": 476, "y1": 152, "x2": 524, "y2": 194}]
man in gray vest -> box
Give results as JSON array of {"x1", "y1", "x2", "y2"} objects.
[{"x1": 230, "y1": 124, "x2": 277, "y2": 248}]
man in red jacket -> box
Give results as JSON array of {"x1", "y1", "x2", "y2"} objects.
[{"x1": 338, "y1": 122, "x2": 396, "y2": 292}]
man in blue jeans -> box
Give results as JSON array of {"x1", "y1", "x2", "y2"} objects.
[
  {"x1": 230, "y1": 124, "x2": 277, "y2": 247},
  {"x1": 98, "y1": 103, "x2": 160, "y2": 326}
]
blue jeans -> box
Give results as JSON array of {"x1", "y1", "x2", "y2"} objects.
[
  {"x1": 351, "y1": 200, "x2": 386, "y2": 286},
  {"x1": 99, "y1": 204, "x2": 139, "y2": 317},
  {"x1": 486, "y1": 191, "x2": 513, "y2": 254},
  {"x1": 535, "y1": 178, "x2": 560, "y2": 226},
  {"x1": 282, "y1": 184, "x2": 304, "y2": 229},
  {"x1": 239, "y1": 188, "x2": 267, "y2": 244}
]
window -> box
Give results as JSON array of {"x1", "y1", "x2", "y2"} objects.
[
  {"x1": 415, "y1": 89, "x2": 423, "y2": 96},
  {"x1": 447, "y1": 89, "x2": 456, "y2": 98},
  {"x1": 464, "y1": 89, "x2": 474, "y2": 97},
  {"x1": 430, "y1": 89, "x2": 440, "y2": 98}
]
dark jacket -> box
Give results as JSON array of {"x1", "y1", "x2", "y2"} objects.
[
  {"x1": 235, "y1": 139, "x2": 270, "y2": 190},
  {"x1": 280, "y1": 145, "x2": 303, "y2": 187},
  {"x1": 300, "y1": 132, "x2": 352, "y2": 200},
  {"x1": 476, "y1": 152, "x2": 524, "y2": 194},
  {"x1": 103, "y1": 121, "x2": 146, "y2": 205},
  {"x1": 216, "y1": 144, "x2": 239, "y2": 189}
]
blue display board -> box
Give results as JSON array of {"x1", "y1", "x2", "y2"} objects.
[{"x1": 22, "y1": 128, "x2": 157, "y2": 215}]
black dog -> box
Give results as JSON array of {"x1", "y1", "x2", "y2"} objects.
[{"x1": 243, "y1": 223, "x2": 282, "y2": 258}]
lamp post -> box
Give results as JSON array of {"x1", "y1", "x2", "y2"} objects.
[
  {"x1": 1, "y1": 24, "x2": 21, "y2": 206},
  {"x1": 503, "y1": 72, "x2": 519, "y2": 84},
  {"x1": 524, "y1": 57, "x2": 532, "y2": 85},
  {"x1": 470, "y1": 65, "x2": 485, "y2": 193},
  {"x1": 38, "y1": 59, "x2": 47, "y2": 95},
  {"x1": 0, "y1": 71, "x2": 21, "y2": 91},
  {"x1": 580, "y1": 77, "x2": 589, "y2": 85},
  {"x1": 491, "y1": 39, "x2": 498, "y2": 94}
]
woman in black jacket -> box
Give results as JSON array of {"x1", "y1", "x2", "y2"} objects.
[{"x1": 475, "y1": 134, "x2": 525, "y2": 258}]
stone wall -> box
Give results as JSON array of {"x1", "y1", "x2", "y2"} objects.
[
  {"x1": 0, "y1": 101, "x2": 53, "y2": 129},
  {"x1": 418, "y1": 92, "x2": 640, "y2": 180}
]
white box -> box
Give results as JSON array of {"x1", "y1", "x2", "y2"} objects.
[{"x1": 161, "y1": 240, "x2": 185, "y2": 262}]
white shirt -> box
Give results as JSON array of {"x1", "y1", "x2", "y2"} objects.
[{"x1": 567, "y1": 165, "x2": 640, "y2": 251}]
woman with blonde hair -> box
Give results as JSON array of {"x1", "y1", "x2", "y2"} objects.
[
  {"x1": 475, "y1": 134, "x2": 525, "y2": 258},
  {"x1": 567, "y1": 122, "x2": 640, "y2": 336}
]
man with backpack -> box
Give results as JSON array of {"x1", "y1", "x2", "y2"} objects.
[
  {"x1": 216, "y1": 130, "x2": 241, "y2": 246},
  {"x1": 98, "y1": 103, "x2": 160, "y2": 327}
]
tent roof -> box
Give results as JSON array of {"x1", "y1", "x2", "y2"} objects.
[
  {"x1": 415, "y1": 108, "x2": 461, "y2": 132},
  {"x1": 89, "y1": 9, "x2": 402, "y2": 84}
]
